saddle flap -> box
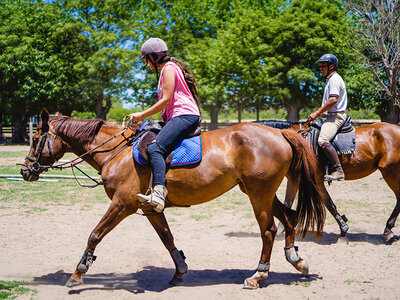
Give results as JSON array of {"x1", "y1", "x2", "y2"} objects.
[{"x1": 138, "y1": 131, "x2": 173, "y2": 164}]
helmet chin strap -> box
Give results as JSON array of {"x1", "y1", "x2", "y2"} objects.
[
  {"x1": 147, "y1": 54, "x2": 160, "y2": 83},
  {"x1": 155, "y1": 65, "x2": 159, "y2": 83},
  {"x1": 325, "y1": 64, "x2": 336, "y2": 79}
]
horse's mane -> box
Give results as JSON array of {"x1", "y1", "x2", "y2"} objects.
[
  {"x1": 253, "y1": 120, "x2": 300, "y2": 129},
  {"x1": 50, "y1": 116, "x2": 105, "y2": 145}
]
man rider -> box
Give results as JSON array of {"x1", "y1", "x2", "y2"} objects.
[{"x1": 307, "y1": 54, "x2": 347, "y2": 181}]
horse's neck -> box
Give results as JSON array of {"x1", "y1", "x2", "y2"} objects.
[{"x1": 65, "y1": 125, "x2": 124, "y2": 172}]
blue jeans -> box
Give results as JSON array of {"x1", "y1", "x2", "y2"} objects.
[{"x1": 147, "y1": 115, "x2": 200, "y2": 186}]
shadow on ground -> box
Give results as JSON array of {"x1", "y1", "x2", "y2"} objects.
[
  {"x1": 225, "y1": 231, "x2": 398, "y2": 245},
  {"x1": 32, "y1": 267, "x2": 320, "y2": 295}
]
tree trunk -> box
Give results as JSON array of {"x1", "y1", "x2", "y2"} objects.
[
  {"x1": 95, "y1": 92, "x2": 112, "y2": 120},
  {"x1": 12, "y1": 118, "x2": 28, "y2": 144},
  {"x1": 256, "y1": 105, "x2": 260, "y2": 121},
  {"x1": 237, "y1": 100, "x2": 242, "y2": 123},
  {"x1": 385, "y1": 103, "x2": 399, "y2": 124},
  {"x1": 209, "y1": 106, "x2": 220, "y2": 130},
  {"x1": 0, "y1": 112, "x2": 3, "y2": 138},
  {"x1": 285, "y1": 101, "x2": 300, "y2": 121}
]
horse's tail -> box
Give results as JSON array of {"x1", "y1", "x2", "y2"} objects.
[{"x1": 281, "y1": 129, "x2": 326, "y2": 238}]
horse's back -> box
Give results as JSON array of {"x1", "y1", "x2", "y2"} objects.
[
  {"x1": 344, "y1": 122, "x2": 400, "y2": 179},
  {"x1": 201, "y1": 122, "x2": 292, "y2": 167}
]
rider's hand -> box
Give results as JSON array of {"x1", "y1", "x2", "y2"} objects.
[
  {"x1": 307, "y1": 112, "x2": 318, "y2": 123},
  {"x1": 129, "y1": 112, "x2": 145, "y2": 122}
]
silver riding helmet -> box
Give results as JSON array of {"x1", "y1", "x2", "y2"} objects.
[{"x1": 140, "y1": 37, "x2": 168, "y2": 64}]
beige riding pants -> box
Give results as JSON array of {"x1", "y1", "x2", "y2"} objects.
[{"x1": 317, "y1": 112, "x2": 347, "y2": 146}]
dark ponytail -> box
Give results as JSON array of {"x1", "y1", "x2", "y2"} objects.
[{"x1": 158, "y1": 56, "x2": 200, "y2": 108}]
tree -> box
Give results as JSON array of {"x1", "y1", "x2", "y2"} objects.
[
  {"x1": 346, "y1": 0, "x2": 400, "y2": 123},
  {"x1": 0, "y1": 0, "x2": 91, "y2": 142},
  {"x1": 262, "y1": 0, "x2": 351, "y2": 121},
  {"x1": 60, "y1": 0, "x2": 139, "y2": 120}
]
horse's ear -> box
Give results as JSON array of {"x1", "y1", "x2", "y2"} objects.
[
  {"x1": 40, "y1": 108, "x2": 50, "y2": 132},
  {"x1": 41, "y1": 108, "x2": 49, "y2": 124}
]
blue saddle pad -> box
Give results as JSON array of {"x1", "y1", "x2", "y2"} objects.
[
  {"x1": 307, "y1": 127, "x2": 356, "y2": 156},
  {"x1": 133, "y1": 134, "x2": 202, "y2": 167}
]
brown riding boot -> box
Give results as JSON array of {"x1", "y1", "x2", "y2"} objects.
[{"x1": 320, "y1": 142, "x2": 345, "y2": 181}]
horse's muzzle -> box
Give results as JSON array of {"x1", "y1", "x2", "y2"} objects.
[{"x1": 20, "y1": 165, "x2": 39, "y2": 182}]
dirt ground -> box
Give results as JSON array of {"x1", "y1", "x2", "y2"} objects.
[{"x1": 1, "y1": 145, "x2": 400, "y2": 299}]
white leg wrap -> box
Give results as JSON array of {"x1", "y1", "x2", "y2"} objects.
[
  {"x1": 251, "y1": 261, "x2": 270, "y2": 280},
  {"x1": 284, "y1": 246, "x2": 301, "y2": 265}
]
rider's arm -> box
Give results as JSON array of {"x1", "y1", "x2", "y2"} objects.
[
  {"x1": 308, "y1": 95, "x2": 338, "y2": 121},
  {"x1": 130, "y1": 65, "x2": 175, "y2": 121}
]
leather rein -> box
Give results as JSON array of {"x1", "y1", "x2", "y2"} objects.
[{"x1": 19, "y1": 118, "x2": 138, "y2": 188}]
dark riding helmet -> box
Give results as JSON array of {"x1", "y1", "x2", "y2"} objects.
[
  {"x1": 140, "y1": 38, "x2": 168, "y2": 65},
  {"x1": 317, "y1": 54, "x2": 338, "y2": 68}
]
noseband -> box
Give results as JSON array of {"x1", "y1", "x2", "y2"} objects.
[{"x1": 24, "y1": 123, "x2": 56, "y2": 174}]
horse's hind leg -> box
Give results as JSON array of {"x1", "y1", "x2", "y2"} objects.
[
  {"x1": 66, "y1": 200, "x2": 135, "y2": 287},
  {"x1": 276, "y1": 176, "x2": 299, "y2": 235},
  {"x1": 282, "y1": 177, "x2": 349, "y2": 238},
  {"x1": 273, "y1": 196, "x2": 309, "y2": 275},
  {"x1": 145, "y1": 210, "x2": 188, "y2": 285},
  {"x1": 380, "y1": 170, "x2": 400, "y2": 242}
]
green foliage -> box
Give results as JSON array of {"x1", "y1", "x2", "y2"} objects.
[
  {"x1": 261, "y1": 0, "x2": 352, "y2": 119},
  {"x1": 71, "y1": 111, "x2": 97, "y2": 119},
  {"x1": 0, "y1": 0, "x2": 91, "y2": 120},
  {"x1": 106, "y1": 98, "x2": 133, "y2": 122},
  {"x1": 0, "y1": 0, "x2": 387, "y2": 138}
]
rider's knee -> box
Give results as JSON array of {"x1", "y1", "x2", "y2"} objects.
[
  {"x1": 318, "y1": 139, "x2": 330, "y2": 148},
  {"x1": 147, "y1": 141, "x2": 163, "y2": 156}
]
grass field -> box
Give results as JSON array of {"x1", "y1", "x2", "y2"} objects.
[{"x1": 0, "y1": 151, "x2": 108, "y2": 208}]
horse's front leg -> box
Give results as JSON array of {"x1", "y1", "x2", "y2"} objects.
[
  {"x1": 319, "y1": 183, "x2": 349, "y2": 239},
  {"x1": 243, "y1": 211, "x2": 275, "y2": 289},
  {"x1": 66, "y1": 199, "x2": 136, "y2": 287},
  {"x1": 145, "y1": 209, "x2": 188, "y2": 285}
]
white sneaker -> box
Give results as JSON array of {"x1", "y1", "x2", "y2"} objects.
[{"x1": 137, "y1": 185, "x2": 168, "y2": 212}]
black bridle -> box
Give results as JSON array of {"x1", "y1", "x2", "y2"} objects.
[{"x1": 23, "y1": 122, "x2": 56, "y2": 175}]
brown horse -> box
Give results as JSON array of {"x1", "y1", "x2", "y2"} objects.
[
  {"x1": 258, "y1": 120, "x2": 400, "y2": 242},
  {"x1": 20, "y1": 109, "x2": 327, "y2": 289}
]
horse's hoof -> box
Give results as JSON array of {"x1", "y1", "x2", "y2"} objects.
[
  {"x1": 65, "y1": 277, "x2": 83, "y2": 287},
  {"x1": 169, "y1": 277, "x2": 183, "y2": 286},
  {"x1": 383, "y1": 232, "x2": 394, "y2": 243},
  {"x1": 297, "y1": 260, "x2": 309, "y2": 275},
  {"x1": 384, "y1": 233, "x2": 399, "y2": 244},
  {"x1": 337, "y1": 236, "x2": 349, "y2": 244},
  {"x1": 243, "y1": 278, "x2": 259, "y2": 289}
]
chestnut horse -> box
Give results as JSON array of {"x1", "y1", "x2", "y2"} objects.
[
  {"x1": 20, "y1": 109, "x2": 327, "y2": 289},
  {"x1": 258, "y1": 120, "x2": 400, "y2": 243}
]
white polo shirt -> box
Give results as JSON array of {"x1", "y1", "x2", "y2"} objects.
[{"x1": 322, "y1": 72, "x2": 347, "y2": 113}]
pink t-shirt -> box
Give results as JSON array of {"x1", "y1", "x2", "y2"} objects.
[{"x1": 158, "y1": 61, "x2": 200, "y2": 122}]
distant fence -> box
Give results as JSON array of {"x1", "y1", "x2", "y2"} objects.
[{"x1": 1, "y1": 123, "x2": 38, "y2": 144}]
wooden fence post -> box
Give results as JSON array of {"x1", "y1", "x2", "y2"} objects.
[{"x1": 29, "y1": 122, "x2": 33, "y2": 147}]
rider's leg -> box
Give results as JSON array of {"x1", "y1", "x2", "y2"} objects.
[
  {"x1": 137, "y1": 115, "x2": 200, "y2": 212},
  {"x1": 318, "y1": 114, "x2": 345, "y2": 181}
]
